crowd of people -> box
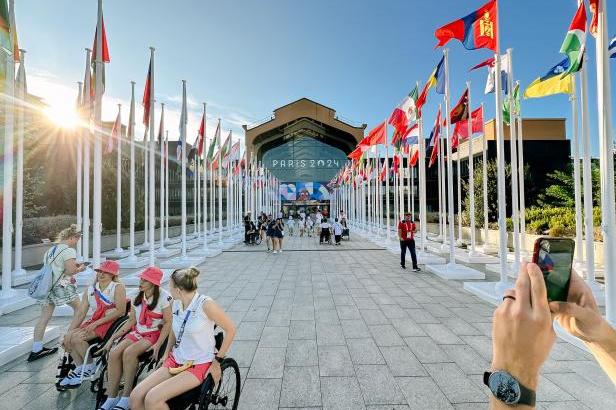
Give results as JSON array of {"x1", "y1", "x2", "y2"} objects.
[{"x1": 243, "y1": 208, "x2": 349, "y2": 252}]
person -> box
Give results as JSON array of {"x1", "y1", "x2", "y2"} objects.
[
  {"x1": 29, "y1": 224, "x2": 87, "y2": 362},
  {"x1": 287, "y1": 215, "x2": 295, "y2": 237},
  {"x1": 488, "y1": 263, "x2": 616, "y2": 409},
  {"x1": 246, "y1": 220, "x2": 258, "y2": 244},
  {"x1": 319, "y1": 218, "x2": 331, "y2": 244},
  {"x1": 58, "y1": 260, "x2": 127, "y2": 388},
  {"x1": 129, "y1": 267, "x2": 236, "y2": 410},
  {"x1": 315, "y1": 209, "x2": 323, "y2": 236},
  {"x1": 266, "y1": 215, "x2": 276, "y2": 253},
  {"x1": 272, "y1": 216, "x2": 284, "y2": 253},
  {"x1": 398, "y1": 213, "x2": 419, "y2": 271},
  {"x1": 97, "y1": 267, "x2": 172, "y2": 410},
  {"x1": 305, "y1": 216, "x2": 314, "y2": 237},
  {"x1": 243, "y1": 212, "x2": 252, "y2": 244},
  {"x1": 339, "y1": 210, "x2": 347, "y2": 228},
  {"x1": 298, "y1": 216, "x2": 305, "y2": 237},
  {"x1": 332, "y1": 218, "x2": 343, "y2": 245},
  {"x1": 258, "y1": 214, "x2": 268, "y2": 246}
]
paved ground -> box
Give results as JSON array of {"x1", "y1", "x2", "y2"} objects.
[{"x1": 0, "y1": 234, "x2": 614, "y2": 409}]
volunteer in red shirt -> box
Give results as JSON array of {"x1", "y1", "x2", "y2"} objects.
[{"x1": 398, "y1": 213, "x2": 420, "y2": 271}]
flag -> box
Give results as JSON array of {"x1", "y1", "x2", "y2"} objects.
[
  {"x1": 388, "y1": 85, "x2": 418, "y2": 133},
  {"x1": 91, "y1": 14, "x2": 110, "y2": 95},
  {"x1": 92, "y1": 16, "x2": 110, "y2": 63},
  {"x1": 197, "y1": 113, "x2": 205, "y2": 157},
  {"x1": 434, "y1": 0, "x2": 497, "y2": 52},
  {"x1": 220, "y1": 131, "x2": 232, "y2": 162},
  {"x1": 469, "y1": 57, "x2": 494, "y2": 71},
  {"x1": 106, "y1": 110, "x2": 121, "y2": 155},
  {"x1": 367, "y1": 121, "x2": 387, "y2": 146},
  {"x1": 405, "y1": 123, "x2": 419, "y2": 145},
  {"x1": 348, "y1": 147, "x2": 364, "y2": 162},
  {"x1": 428, "y1": 108, "x2": 441, "y2": 168},
  {"x1": 449, "y1": 88, "x2": 469, "y2": 124},
  {"x1": 589, "y1": 0, "x2": 599, "y2": 37},
  {"x1": 207, "y1": 121, "x2": 220, "y2": 162},
  {"x1": 610, "y1": 35, "x2": 616, "y2": 58},
  {"x1": 15, "y1": 50, "x2": 26, "y2": 93},
  {"x1": 409, "y1": 146, "x2": 420, "y2": 167},
  {"x1": 157, "y1": 103, "x2": 164, "y2": 145},
  {"x1": 177, "y1": 83, "x2": 187, "y2": 160},
  {"x1": 451, "y1": 107, "x2": 484, "y2": 148},
  {"x1": 379, "y1": 163, "x2": 387, "y2": 181},
  {"x1": 416, "y1": 56, "x2": 446, "y2": 117},
  {"x1": 484, "y1": 53, "x2": 509, "y2": 94},
  {"x1": 503, "y1": 83, "x2": 520, "y2": 125},
  {"x1": 524, "y1": 59, "x2": 573, "y2": 99},
  {"x1": 560, "y1": 2, "x2": 587, "y2": 76},
  {"x1": 392, "y1": 154, "x2": 401, "y2": 175},
  {"x1": 142, "y1": 58, "x2": 153, "y2": 127},
  {"x1": 224, "y1": 140, "x2": 240, "y2": 168}
]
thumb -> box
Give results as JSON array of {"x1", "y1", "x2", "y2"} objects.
[{"x1": 549, "y1": 301, "x2": 584, "y2": 318}]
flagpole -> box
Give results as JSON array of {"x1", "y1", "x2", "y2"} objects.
[
  {"x1": 181, "y1": 81, "x2": 188, "y2": 257},
  {"x1": 144, "y1": 129, "x2": 149, "y2": 248},
  {"x1": 595, "y1": 0, "x2": 616, "y2": 322},
  {"x1": 481, "y1": 103, "x2": 490, "y2": 252},
  {"x1": 515, "y1": 80, "x2": 526, "y2": 250},
  {"x1": 437, "y1": 110, "x2": 444, "y2": 242},
  {"x1": 92, "y1": 0, "x2": 103, "y2": 267},
  {"x1": 506, "y1": 48, "x2": 520, "y2": 274},
  {"x1": 570, "y1": 76, "x2": 584, "y2": 266},
  {"x1": 148, "y1": 47, "x2": 156, "y2": 266},
  {"x1": 76, "y1": 80, "x2": 83, "y2": 263},
  {"x1": 194, "y1": 149, "x2": 198, "y2": 238},
  {"x1": 418, "y1": 84, "x2": 427, "y2": 252},
  {"x1": 13, "y1": 49, "x2": 26, "y2": 275},
  {"x1": 202, "y1": 103, "x2": 209, "y2": 250},
  {"x1": 82, "y1": 49, "x2": 92, "y2": 262},
  {"x1": 115, "y1": 104, "x2": 123, "y2": 253},
  {"x1": 456, "y1": 131, "x2": 462, "y2": 245},
  {"x1": 128, "y1": 81, "x2": 136, "y2": 257},
  {"x1": 218, "y1": 120, "x2": 223, "y2": 245},
  {"x1": 159, "y1": 103, "x2": 166, "y2": 251},
  {"x1": 467, "y1": 82, "x2": 477, "y2": 255},
  {"x1": 443, "y1": 48, "x2": 456, "y2": 264},
  {"x1": 165, "y1": 131, "x2": 169, "y2": 241}
]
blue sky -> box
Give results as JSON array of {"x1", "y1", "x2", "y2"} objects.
[{"x1": 19, "y1": 0, "x2": 616, "y2": 156}]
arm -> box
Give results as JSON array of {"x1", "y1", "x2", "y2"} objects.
[
  {"x1": 102, "y1": 308, "x2": 136, "y2": 351},
  {"x1": 204, "y1": 300, "x2": 236, "y2": 358},
  {"x1": 68, "y1": 289, "x2": 91, "y2": 330},
  {"x1": 89, "y1": 284, "x2": 128, "y2": 328},
  {"x1": 150, "y1": 304, "x2": 173, "y2": 357},
  {"x1": 64, "y1": 258, "x2": 85, "y2": 276}
]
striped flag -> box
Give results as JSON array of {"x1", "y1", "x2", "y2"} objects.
[
  {"x1": 142, "y1": 58, "x2": 153, "y2": 127},
  {"x1": 610, "y1": 35, "x2": 616, "y2": 59}
]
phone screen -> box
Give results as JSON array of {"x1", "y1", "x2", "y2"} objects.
[{"x1": 534, "y1": 238, "x2": 574, "y2": 302}]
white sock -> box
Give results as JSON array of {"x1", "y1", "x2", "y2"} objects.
[
  {"x1": 32, "y1": 341, "x2": 43, "y2": 353},
  {"x1": 101, "y1": 397, "x2": 119, "y2": 410},
  {"x1": 115, "y1": 397, "x2": 129, "y2": 409}
]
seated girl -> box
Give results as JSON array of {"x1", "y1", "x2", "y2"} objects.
[
  {"x1": 130, "y1": 267, "x2": 236, "y2": 410},
  {"x1": 59, "y1": 260, "x2": 127, "y2": 388},
  {"x1": 97, "y1": 267, "x2": 172, "y2": 410}
]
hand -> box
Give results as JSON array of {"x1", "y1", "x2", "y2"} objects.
[
  {"x1": 491, "y1": 262, "x2": 556, "y2": 390},
  {"x1": 148, "y1": 342, "x2": 162, "y2": 360},
  {"x1": 208, "y1": 361, "x2": 222, "y2": 387},
  {"x1": 156, "y1": 351, "x2": 169, "y2": 369},
  {"x1": 84, "y1": 322, "x2": 98, "y2": 334},
  {"x1": 549, "y1": 270, "x2": 609, "y2": 344}
]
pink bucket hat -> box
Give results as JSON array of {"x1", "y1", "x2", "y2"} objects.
[
  {"x1": 95, "y1": 260, "x2": 120, "y2": 276},
  {"x1": 140, "y1": 266, "x2": 163, "y2": 287}
]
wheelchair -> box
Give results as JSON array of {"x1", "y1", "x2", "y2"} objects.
[
  {"x1": 166, "y1": 331, "x2": 241, "y2": 410},
  {"x1": 92, "y1": 334, "x2": 169, "y2": 408},
  {"x1": 246, "y1": 231, "x2": 261, "y2": 246},
  {"x1": 55, "y1": 301, "x2": 132, "y2": 392}
]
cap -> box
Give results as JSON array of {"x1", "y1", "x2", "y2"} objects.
[
  {"x1": 95, "y1": 260, "x2": 120, "y2": 276},
  {"x1": 140, "y1": 266, "x2": 163, "y2": 287}
]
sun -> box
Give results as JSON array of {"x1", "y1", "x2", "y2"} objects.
[{"x1": 44, "y1": 102, "x2": 81, "y2": 128}]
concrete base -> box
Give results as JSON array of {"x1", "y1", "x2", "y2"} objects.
[
  {"x1": 0, "y1": 325, "x2": 62, "y2": 367},
  {"x1": 117, "y1": 255, "x2": 150, "y2": 269},
  {"x1": 168, "y1": 241, "x2": 201, "y2": 251},
  {"x1": 455, "y1": 249, "x2": 500, "y2": 264},
  {"x1": 158, "y1": 255, "x2": 207, "y2": 269},
  {"x1": 479, "y1": 244, "x2": 499, "y2": 255},
  {"x1": 189, "y1": 247, "x2": 222, "y2": 258},
  {"x1": 164, "y1": 237, "x2": 182, "y2": 246},
  {"x1": 463, "y1": 280, "x2": 514, "y2": 306},
  {"x1": 426, "y1": 242, "x2": 449, "y2": 255},
  {"x1": 416, "y1": 250, "x2": 447, "y2": 265},
  {"x1": 137, "y1": 242, "x2": 154, "y2": 251},
  {"x1": 101, "y1": 248, "x2": 130, "y2": 259},
  {"x1": 486, "y1": 263, "x2": 516, "y2": 277},
  {"x1": 426, "y1": 263, "x2": 485, "y2": 280},
  {"x1": 12, "y1": 270, "x2": 39, "y2": 287},
  {"x1": 0, "y1": 289, "x2": 36, "y2": 316},
  {"x1": 139, "y1": 247, "x2": 181, "y2": 259}
]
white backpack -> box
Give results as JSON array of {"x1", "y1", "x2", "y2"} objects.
[{"x1": 27, "y1": 245, "x2": 69, "y2": 300}]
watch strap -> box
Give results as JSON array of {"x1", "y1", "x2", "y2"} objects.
[
  {"x1": 484, "y1": 371, "x2": 536, "y2": 407},
  {"x1": 215, "y1": 355, "x2": 224, "y2": 363}
]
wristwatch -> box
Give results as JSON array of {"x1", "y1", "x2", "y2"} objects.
[
  {"x1": 214, "y1": 355, "x2": 225, "y2": 364},
  {"x1": 483, "y1": 371, "x2": 535, "y2": 406}
]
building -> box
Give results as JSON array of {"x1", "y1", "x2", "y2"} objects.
[{"x1": 243, "y1": 98, "x2": 365, "y2": 216}]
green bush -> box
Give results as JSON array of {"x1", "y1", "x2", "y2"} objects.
[{"x1": 22, "y1": 215, "x2": 77, "y2": 245}]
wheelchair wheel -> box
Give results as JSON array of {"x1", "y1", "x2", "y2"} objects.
[
  {"x1": 201, "y1": 358, "x2": 241, "y2": 409},
  {"x1": 254, "y1": 236, "x2": 262, "y2": 245}
]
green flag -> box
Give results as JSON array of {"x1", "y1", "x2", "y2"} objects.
[
  {"x1": 207, "y1": 121, "x2": 220, "y2": 161},
  {"x1": 503, "y1": 83, "x2": 520, "y2": 125},
  {"x1": 560, "y1": 2, "x2": 586, "y2": 76}
]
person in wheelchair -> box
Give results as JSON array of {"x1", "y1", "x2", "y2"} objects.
[
  {"x1": 130, "y1": 267, "x2": 236, "y2": 410},
  {"x1": 246, "y1": 220, "x2": 258, "y2": 245},
  {"x1": 319, "y1": 218, "x2": 332, "y2": 244},
  {"x1": 59, "y1": 260, "x2": 127, "y2": 389},
  {"x1": 97, "y1": 267, "x2": 172, "y2": 410}
]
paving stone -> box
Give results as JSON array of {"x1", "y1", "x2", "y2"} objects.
[
  {"x1": 266, "y1": 310, "x2": 292, "y2": 327},
  {"x1": 238, "y1": 378, "x2": 282, "y2": 410},
  {"x1": 368, "y1": 324, "x2": 405, "y2": 346},
  {"x1": 318, "y1": 345, "x2": 354, "y2": 376},
  {"x1": 380, "y1": 304, "x2": 408, "y2": 319},
  {"x1": 286, "y1": 339, "x2": 318, "y2": 367},
  {"x1": 340, "y1": 319, "x2": 371, "y2": 339},
  {"x1": 359, "y1": 309, "x2": 390, "y2": 325},
  {"x1": 405, "y1": 308, "x2": 440, "y2": 323},
  {"x1": 404, "y1": 336, "x2": 452, "y2": 364},
  {"x1": 248, "y1": 347, "x2": 286, "y2": 378},
  {"x1": 390, "y1": 317, "x2": 427, "y2": 337},
  {"x1": 315, "y1": 309, "x2": 340, "y2": 324},
  {"x1": 545, "y1": 372, "x2": 616, "y2": 409},
  {"x1": 292, "y1": 306, "x2": 316, "y2": 321},
  {"x1": 258, "y1": 326, "x2": 290, "y2": 348},
  {"x1": 347, "y1": 338, "x2": 386, "y2": 365},
  {"x1": 379, "y1": 345, "x2": 427, "y2": 377},
  {"x1": 321, "y1": 376, "x2": 366, "y2": 410},
  {"x1": 336, "y1": 305, "x2": 362, "y2": 320},
  {"x1": 396, "y1": 376, "x2": 454, "y2": 409},
  {"x1": 289, "y1": 320, "x2": 316, "y2": 340},
  {"x1": 440, "y1": 344, "x2": 489, "y2": 375},
  {"x1": 235, "y1": 321, "x2": 265, "y2": 341},
  {"x1": 280, "y1": 366, "x2": 322, "y2": 407},
  {"x1": 243, "y1": 306, "x2": 270, "y2": 322},
  {"x1": 316, "y1": 322, "x2": 346, "y2": 346},
  {"x1": 354, "y1": 364, "x2": 407, "y2": 405},
  {"x1": 421, "y1": 323, "x2": 465, "y2": 345},
  {"x1": 424, "y1": 362, "x2": 489, "y2": 404}
]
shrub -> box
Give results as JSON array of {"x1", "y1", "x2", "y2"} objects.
[{"x1": 22, "y1": 215, "x2": 77, "y2": 245}]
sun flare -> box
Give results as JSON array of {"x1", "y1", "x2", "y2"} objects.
[{"x1": 43, "y1": 103, "x2": 81, "y2": 128}]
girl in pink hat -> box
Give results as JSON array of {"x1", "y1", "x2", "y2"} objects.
[
  {"x1": 59, "y1": 260, "x2": 127, "y2": 389},
  {"x1": 97, "y1": 267, "x2": 172, "y2": 410}
]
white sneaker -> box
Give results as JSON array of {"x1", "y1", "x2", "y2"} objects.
[
  {"x1": 273, "y1": 250, "x2": 278, "y2": 254},
  {"x1": 279, "y1": 250, "x2": 283, "y2": 253}
]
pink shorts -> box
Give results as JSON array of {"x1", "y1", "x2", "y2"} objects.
[
  {"x1": 80, "y1": 319, "x2": 113, "y2": 340},
  {"x1": 163, "y1": 353, "x2": 212, "y2": 382},
  {"x1": 125, "y1": 329, "x2": 161, "y2": 345}
]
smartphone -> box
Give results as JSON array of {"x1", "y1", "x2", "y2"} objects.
[
  {"x1": 531, "y1": 237, "x2": 574, "y2": 302},
  {"x1": 81, "y1": 261, "x2": 91, "y2": 267}
]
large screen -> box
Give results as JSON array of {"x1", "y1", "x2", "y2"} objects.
[{"x1": 280, "y1": 181, "x2": 333, "y2": 201}]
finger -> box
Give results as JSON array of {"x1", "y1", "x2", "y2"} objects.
[
  {"x1": 514, "y1": 262, "x2": 531, "y2": 309},
  {"x1": 501, "y1": 288, "x2": 517, "y2": 305},
  {"x1": 527, "y1": 262, "x2": 549, "y2": 310}
]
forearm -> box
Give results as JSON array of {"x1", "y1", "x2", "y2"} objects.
[
  {"x1": 490, "y1": 398, "x2": 534, "y2": 410},
  {"x1": 217, "y1": 327, "x2": 236, "y2": 357},
  {"x1": 158, "y1": 321, "x2": 172, "y2": 346},
  {"x1": 587, "y1": 321, "x2": 616, "y2": 385}
]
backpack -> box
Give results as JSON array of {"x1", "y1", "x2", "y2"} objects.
[{"x1": 27, "y1": 245, "x2": 69, "y2": 300}]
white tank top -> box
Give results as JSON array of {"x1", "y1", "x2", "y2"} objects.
[
  {"x1": 171, "y1": 293, "x2": 216, "y2": 365},
  {"x1": 87, "y1": 281, "x2": 118, "y2": 310}
]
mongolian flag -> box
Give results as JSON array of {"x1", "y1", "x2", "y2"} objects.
[
  {"x1": 142, "y1": 57, "x2": 153, "y2": 127},
  {"x1": 435, "y1": 0, "x2": 497, "y2": 52},
  {"x1": 367, "y1": 121, "x2": 387, "y2": 146},
  {"x1": 449, "y1": 88, "x2": 469, "y2": 124},
  {"x1": 416, "y1": 56, "x2": 446, "y2": 117}
]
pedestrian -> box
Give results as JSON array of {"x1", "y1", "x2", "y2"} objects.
[
  {"x1": 273, "y1": 216, "x2": 284, "y2": 253},
  {"x1": 306, "y1": 216, "x2": 314, "y2": 237},
  {"x1": 287, "y1": 215, "x2": 295, "y2": 236},
  {"x1": 398, "y1": 213, "x2": 420, "y2": 271},
  {"x1": 332, "y1": 218, "x2": 343, "y2": 245},
  {"x1": 266, "y1": 214, "x2": 275, "y2": 252},
  {"x1": 298, "y1": 216, "x2": 305, "y2": 237},
  {"x1": 243, "y1": 212, "x2": 252, "y2": 244},
  {"x1": 319, "y1": 218, "x2": 331, "y2": 244},
  {"x1": 29, "y1": 224, "x2": 87, "y2": 362}
]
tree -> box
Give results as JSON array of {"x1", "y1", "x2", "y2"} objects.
[{"x1": 537, "y1": 161, "x2": 601, "y2": 208}]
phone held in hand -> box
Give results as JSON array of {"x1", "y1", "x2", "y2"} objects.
[
  {"x1": 82, "y1": 261, "x2": 91, "y2": 267},
  {"x1": 531, "y1": 237, "x2": 574, "y2": 302}
]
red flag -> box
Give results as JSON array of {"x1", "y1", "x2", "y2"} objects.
[
  {"x1": 434, "y1": 0, "x2": 497, "y2": 52},
  {"x1": 348, "y1": 147, "x2": 364, "y2": 162},
  {"x1": 92, "y1": 16, "x2": 111, "y2": 63},
  {"x1": 142, "y1": 58, "x2": 153, "y2": 127},
  {"x1": 469, "y1": 56, "x2": 494, "y2": 71},
  {"x1": 379, "y1": 163, "x2": 387, "y2": 181},
  {"x1": 392, "y1": 154, "x2": 401, "y2": 174},
  {"x1": 452, "y1": 106, "x2": 484, "y2": 148},
  {"x1": 106, "y1": 110, "x2": 121, "y2": 155},
  {"x1": 367, "y1": 121, "x2": 387, "y2": 146},
  {"x1": 449, "y1": 88, "x2": 469, "y2": 124},
  {"x1": 409, "y1": 146, "x2": 419, "y2": 167},
  {"x1": 429, "y1": 134, "x2": 439, "y2": 168},
  {"x1": 472, "y1": 106, "x2": 484, "y2": 134},
  {"x1": 197, "y1": 114, "x2": 205, "y2": 156},
  {"x1": 589, "y1": 0, "x2": 599, "y2": 37}
]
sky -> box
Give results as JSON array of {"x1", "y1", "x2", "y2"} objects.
[{"x1": 18, "y1": 0, "x2": 616, "y2": 157}]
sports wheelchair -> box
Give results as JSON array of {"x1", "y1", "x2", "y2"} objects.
[
  {"x1": 166, "y1": 331, "x2": 241, "y2": 410},
  {"x1": 55, "y1": 300, "x2": 132, "y2": 392}
]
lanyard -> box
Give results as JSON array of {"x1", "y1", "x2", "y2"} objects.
[{"x1": 174, "y1": 295, "x2": 200, "y2": 348}]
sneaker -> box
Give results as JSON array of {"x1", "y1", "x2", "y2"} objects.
[
  {"x1": 279, "y1": 250, "x2": 283, "y2": 253},
  {"x1": 401, "y1": 265, "x2": 406, "y2": 269},
  {"x1": 413, "y1": 267, "x2": 421, "y2": 272},
  {"x1": 61, "y1": 365, "x2": 96, "y2": 388},
  {"x1": 27, "y1": 346, "x2": 58, "y2": 362},
  {"x1": 273, "y1": 250, "x2": 278, "y2": 254}
]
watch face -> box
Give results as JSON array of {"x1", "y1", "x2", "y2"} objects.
[{"x1": 489, "y1": 372, "x2": 521, "y2": 404}]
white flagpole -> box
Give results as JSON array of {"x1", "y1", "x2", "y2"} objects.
[
  {"x1": 418, "y1": 115, "x2": 427, "y2": 252},
  {"x1": 217, "y1": 120, "x2": 223, "y2": 245},
  {"x1": 197, "y1": 156, "x2": 201, "y2": 238},
  {"x1": 443, "y1": 49, "x2": 456, "y2": 263},
  {"x1": 516, "y1": 81, "x2": 527, "y2": 249},
  {"x1": 13, "y1": 49, "x2": 26, "y2": 276},
  {"x1": 570, "y1": 76, "x2": 584, "y2": 266},
  {"x1": 76, "y1": 80, "x2": 83, "y2": 263},
  {"x1": 143, "y1": 128, "x2": 149, "y2": 247},
  {"x1": 148, "y1": 47, "x2": 156, "y2": 266},
  {"x1": 595, "y1": 0, "x2": 616, "y2": 322},
  {"x1": 159, "y1": 103, "x2": 166, "y2": 250},
  {"x1": 92, "y1": 0, "x2": 103, "y2": 267},
  {"x1": 407, "y1": 149, "x2": 411, "y2": 219},
  {"x1": 437, "y1": 113, "x2": 444, "y2": 241},
  {"x1": 202, "y1": 103, "x2": 209, "y2": 250},
  {"x1": 114, "y1": 104, "x2": 123, "y2": 253},
  {"x1": 193, "y1": 150, "x2": 198, "y2": 237},
  {"x1": 210, "y1": 158, "x2": 214, "y2": 237},
  {"x1": 456, "y1": 133, "x2": 462, "y2": 245},
  {"x1": 481, "y1": 104, "x2": 490, "y2": 251},
  {"x1": 385, "y1": 129, "x2": 390, "y2": 241},
  {"x1": 82, "y1": 49, "x2": 91, "y2": 262},
  {"x1": 467, "y1": 82, "x2": 477, "y2": 255},
  {"x1": 180, "y1": 81, "x2": 188, "y2": 257},
  {"x1": 506, "y1": 48, "x2": 520, "y2": 274},
  {"x1": 128, "y1": 81, "x2": 136, "y2": 257},
  {"x1": 165, "y1": 131, "x2": 169, "y2": 241}
]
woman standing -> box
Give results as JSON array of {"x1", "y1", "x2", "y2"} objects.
[
  {"x1": 272, "y1": 216, "x2": 284, "y2": 254},
  {"x1": 97, "y1": 267, "x2": 172, "y2": 410},
  {"x1": 130, "y1": 267, "x2": 236, "y2": 410},
  {"x1": 29, "y1": 224, "x2": 87, "y2": 362}
]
